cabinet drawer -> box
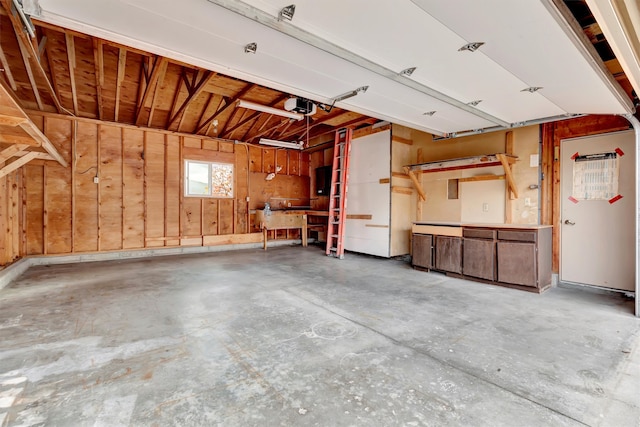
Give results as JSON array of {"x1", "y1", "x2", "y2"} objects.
[
  {"x1": 497, "y1": 230, "x2": 537, "y2": 242},
  {"x1": 463, "y1": 228, "x2": 495, "y2": 239}
]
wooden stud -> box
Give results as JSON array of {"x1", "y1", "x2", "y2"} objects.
[
  {"x1": 504, "y1": 131, "x2": 515, "y2": 223},
  {"x1": 114, "y1": 48, "x2": 127, "y2": 122},
  {"x1": 64, "y1": 33, "x2": 79, "y2": 115},
  {"x1": 96, "y1": 124, "x2": 102, "y2": 251},
  {"x1": 92, "y1": 39, "x2": 105, "y2": 120}
]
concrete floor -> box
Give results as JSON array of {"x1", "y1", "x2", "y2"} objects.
[{"x1": 0, "y1": 245, "x2": 639, "y2": 427}]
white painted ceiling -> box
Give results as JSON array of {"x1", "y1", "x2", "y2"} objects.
[{"x1": 35, "y1": 0, "x2": 634, "y2": 136}]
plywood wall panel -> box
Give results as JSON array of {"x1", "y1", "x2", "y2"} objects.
[
  {"x1": 202, "y1": 199, "x2": 219, "y2": 235},
  {"x1": 289, "y1": 151, "x2": 300, "y2": 176},
  {"x1": 218, "y1": 199, "x2": 234, "y2": 234},
  {"x1": 25, "y1": 165, "x2": 44, "y2": 255},
  {"x1": 235, "y1": 145, "x2": 249, "y2": 234},
  {"x1": 122, "y1": 128, "x2": 145, "y2": 249},
  {"x1": 182, "y1": 198, "x2": 202, "y2": 237},
  {"x1": 99, "y1": 125, "x2": 123, "y2": 251},
  {"x1": 17, "y1": 113, "x2": 311, "y2": 258},
  {"x1": 183, "y1": 136, "x2": 201, "y2": 149},
  {"x1": 0, "y1": 177, "x2": 8, "y2": 263},
  {"x1": 263, "y1": 148, "x2": 275, "y2": 173},
  {"x1": 145, "y1": 132, "x2": 165, "y2": 243},
  {"x1": 220, "y1": 141, "x2": 234, "y2": 153},
  {"x1": 249, "y1": 145, "x2": 262, "y2": 172},
  {"x1": 45, "y1": 163, "x2": 72, "y2": 254},
  {"x1": 165, "y1": 135, "x2": 181, "y2": 245},
  {"x1": 74, "y1": 122, "x2": 99, "y2": 252}
]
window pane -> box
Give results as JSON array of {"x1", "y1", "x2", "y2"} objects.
[
  {"x1": 211, "y1": 163, "x2": 233, "y2": 197},
  {"x1": 187, "y1": 162, "x2": 210, "y2": 196}
]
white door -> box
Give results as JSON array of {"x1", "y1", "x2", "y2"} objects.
[{"x1": 560, "y1": 130, "x2": 635, "y2": 291}]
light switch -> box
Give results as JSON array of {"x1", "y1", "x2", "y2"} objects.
[
  {"x1": 530, "y1": 154, "x2": 539, "y2": 167},
  {"x1": 482, "y1": 202, "x2": 489, "y2": 212}
]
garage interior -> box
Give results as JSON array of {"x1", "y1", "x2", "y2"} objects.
[{"x1": 1, "y1": 0, "x2": 640, "y2": 425}]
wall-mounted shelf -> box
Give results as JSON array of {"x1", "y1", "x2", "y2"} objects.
[{"x1": 405, "y1": 153, "x2": 519, "y2": 200}]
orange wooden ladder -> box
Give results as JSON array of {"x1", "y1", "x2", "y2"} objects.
[{"x1": 326, "y1": 128, "x2": 353, "y2": 259}]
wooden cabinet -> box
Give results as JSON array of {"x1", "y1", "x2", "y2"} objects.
[
  {"x1": 412, "y1": 234, "x2": 433, "y2": 270},
  {"x1": 411, "y1": 223, "x2": 552, "y2": 293},
  {"x1": 435, "y1": 236, "x2": 462, "y2": 274},
  {"x1": 496, "y1": 228, "x2": 552, "y2": 289},
  {"x1": 462, "y1": 228, "x2": 495, "y2": 281}
]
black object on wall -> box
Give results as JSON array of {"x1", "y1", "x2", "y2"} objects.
[{"x1": 315, "y1": 166, "x2": 332, "y2": 195}]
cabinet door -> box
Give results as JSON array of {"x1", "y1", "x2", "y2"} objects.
[
  {"x1": 412, "y1": 234, "x2": 433, "y2": 269},
  {"x1": 497, "y1": 241, "x2": 537, "y2": 287},
  {"x1": 435, "y1": 236, "x2": 462, "y2": 274},
  {"x1": 463, "y1": 238, "x2": 495, "y2": 280}
]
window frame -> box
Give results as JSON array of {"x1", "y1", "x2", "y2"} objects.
[{"x1": 184, "y1": 159, "x2": 234, "y2": 199}]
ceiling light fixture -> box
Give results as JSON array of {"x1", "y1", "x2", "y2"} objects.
[
  {"x1": 259, "y1": 138, "x2": 304, "y2": 150},
  {"x1": 278, "y1": 4, "x2": 296, "y2": 21},
  {"x1": 400, "y1": 67, "x2": 417, "y2": 77},
  {"x1": 423, "y1": 111, "x2": 436, "y2": 116},
  {"x1": 521, "y1": 86, "x2": 543, "y2": 93},
  {"x1": 237, "y1": 100, "x2": 303, "y2": 120},
  {"x1": 467, "y1": 100, "x2": 483, "y2": 106},
  {"x1": 244, "y1": 42, "x2": 257, "y2": 54},
  {"x1": 458, "y1": 42, "x2": 485, "y2": 52}
]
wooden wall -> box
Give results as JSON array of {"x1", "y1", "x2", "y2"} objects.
[
  {"x1": 0, "y1": 169, "x2": 22, "y2": 265},
  {"x1": 0, "y1": 113, "x2": 309, "y2": 264}
]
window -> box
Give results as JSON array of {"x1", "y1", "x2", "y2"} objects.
[{"x1": 185, "y1": 160, "x2": 233, "y2": 198}]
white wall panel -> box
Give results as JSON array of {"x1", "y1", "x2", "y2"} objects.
[{"x1": 344, "y1": 131, "x2": 391, "y2": 258}]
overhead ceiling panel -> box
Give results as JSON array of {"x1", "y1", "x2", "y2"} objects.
[
  {"x1": 35, "y1": 0, "x2": 633, "y2": 137},
  {"x1": 410, "y1": 0, "x2": 633, "y2": 114}
]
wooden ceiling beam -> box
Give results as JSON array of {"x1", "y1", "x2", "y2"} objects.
[
  {"x1": 1, "y1": 1, "x2": 64, "y2": 113},
  {"x1": 15, "y1": 35, "x2": 44, "y2": 110},
  {"x1": 147, "y1": 59, "x2": 169, "y2": 128},
  {"x1": 0, "y1": 80, "x2": 67, "y2": 167},
  {"x1": 0, "y1": 143, "x2": 29, "y2": 163},
  {"x1": 195, "y1": 83, "x2": 255, "y2": 135},
  {"x1": 0, "y1": 43, "x2": 17, "y2": 91},
  {"x1": 167, "y1": 69, "x2": 214, "y2": 130},
  {"x1": 92, "y1": 39, "x2": 104, "y2": 120},
  {"x1": 134, "y1": 56, "x2": 167, "y2": 126},
  {"x1": 0, "y1": 150, "x2": 53, "y2": 178},
  {"x1": 114, "y1": 48, "x2": 127, "y2": 122},
  {"x1": 64, "y1": 33, "x2": 78, "y2": 115}
]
